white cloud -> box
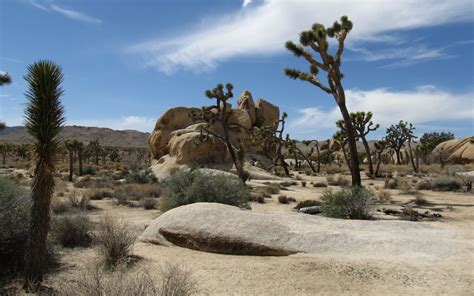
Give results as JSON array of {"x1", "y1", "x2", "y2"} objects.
[
  {"x1": 288, "y1": 85, "x2": 474, "y2": 138},
  {"x1": 29, "y1": 1, "x2": 102, "y2": 24},
  {"x1": 128, "y1": 0, "x2": 473, "y2": 73},
  {"x1": 242, "y1": 0, "x2": 252, "y2": 8}
]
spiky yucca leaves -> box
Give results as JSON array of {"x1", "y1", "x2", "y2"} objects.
[
  {"x1": 23, "y1": 60, "x2": 65, "y2": 285},
  {"x1": 284, "y1": 16, "x2": 361, "y2": 186},
  {"x1": 0, "y1": 72, "x2": 12, "y2": 86}
]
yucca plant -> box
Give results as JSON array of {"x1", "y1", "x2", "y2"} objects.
[
  {"x1": 0, "y1": 72, "x2": 12, "y2": 86},
  {"x1": 23, "y1": 60, "x2": 65, "y2": 286}
]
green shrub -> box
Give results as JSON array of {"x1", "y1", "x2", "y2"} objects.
[
  {"x1": 126, "y1": 169, "x2": 157, "y2": 184},
  {"x1": 51, "y1": 214, "x2": 93, "y2": 248},
  {"x1": 321, "y1": 187, "x2": 374, "y2": 220},
  {"x1": 431, "y1": 176, "x2": 463, "y2": 191},
  {"x1": 161, "y1": 171, "x2": 250, "y2": 212},
  {"x1": 0, "y1": 177, "x2": 30, "y2": 277},
  {"x1": 82, "y1": 166, "x2": 97, "y2": 175},
  {"x1": 97, "y1": 216, "x2": 137, "y2": 267},
  {"x1": 143, "y1": 197, "x2": 157, "y2": 210},
  {"x1": 294, "y1": 199, "x2": 321, "y2": 210}
]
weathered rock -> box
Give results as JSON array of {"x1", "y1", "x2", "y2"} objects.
[
  {"x1": 140, "y1": 203, "x2": 464, "y2": 261},
  {"x1": 237, "y1": 91, "x2": 257, "y2": 125},
  {"x1": 169, "y1": 131, "x2": 229, "y2": 165},
  {"x1": 298, "y1": 206, "x2": 322, "y2": 215},
  {"x1": 432, "y1": 137, "x2": 474, "y2": 163},
  {"x1": 255, "y1": 99, "x2": 279, "y2": 130}
]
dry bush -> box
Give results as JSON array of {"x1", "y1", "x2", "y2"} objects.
[
  {"x1": 321, "y1": 187, "x2": 374, "y2": 220},
  {"x1": 86, "y1": 188, "x2": 114, "y2": 200},
  {"x1": 278, "y1": 195, "x2": 289, "y2": 204},
  {"x1": 280, "y1": 181, "x2": 297, "y2": 187},
  {"x1": 301, "y1": 180, "x2": 307, "y2": 187},
  {"x1": 313, "y1": 181, "x2": 328, "y2": 188},
  {"x1": 75, "y1": 175, "x2": 116, "y2": 189},
  {"x1": 415, "y1": 195, "x2": 429, "y2": 205},
  {"x1": 51, "y1": 214, "x2": 93, "y2": 248},
  {"x1": 377, "y1": 189, "x2": 391, "y2": 203},
  {"x1": 260, "y1": 183, "x2": 280, "y2": 195},
  {"x1": 384, "y1": 177, "x2": 398, "y2": 189},
  {"x1": 431, "y1": 176, "x2": 463, "y2": 191},
  {"x1": 143, "y1": 197, "x2": 157, "y2": 210},
  {"x1": 97, "y1": 216, "x2": 137, "y2": 267},
  {"x1": 416, "y1": 180, "x2": 432, "y2": 190},
  {"x1": 51, "y1": 196, "x2": 70, "y2": 214},
  {"x1": 327, "y1": 175, "x2": 350, "y2": 187},
  {"x1": 53, "y1": 263, "x2": 198, "y2": 296},
  {"x1": 398, "y1": 178, "x2": 418, "y2": 195},
  {"x1": 68, "y1": 191, "x2": 94, "y2": 211},
  {"x1": 294, "y1": 199, "x2": 321, "y2": 210}
]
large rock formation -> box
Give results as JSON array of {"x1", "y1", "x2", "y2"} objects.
[
  {"x1": 148, "y1": 91, "x2": 279, "y2": 179},
  {"x1": 140, "y1": 203, "x2": 463, "y2": 260},
  {"x1": 432, "y1": 137, "x2": 474, "y2": 163}
]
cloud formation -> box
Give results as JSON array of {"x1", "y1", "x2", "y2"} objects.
[
  {"x1": 289, "y1": 85, "x2": 473, "y2": 138},
  {"x1": 128, "y1": 0, "x2": 473, "y2": 73},
  {"x1": 29, "y1": 0, "x2": 102, "y2": 24}
]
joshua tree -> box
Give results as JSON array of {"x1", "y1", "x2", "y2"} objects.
[
  {"x1": 284, "y1": 16, "x2": 361, "y2": 186},
  {"x1": 195, "y1": 83, "x2": 248, "y2": 181},
  {"x1": 88, "y1": 139, "x2": 102, "y2": 165},
  {"x1": 0, "y1": 142, "x2": 14, "y2": 165},
  {"x1": 0, "y1": 72, "x2": 12, "y2": 86},
  {"x1": 0, "y1": 73, "x2": 12, "y2": 128},
  {"x1": 287, "y1": 138, "x2": 318, "y2": 173},
  {"x1": 400, "y1": 122, "x2": 418, "y2": 173},
  {"x1": 76, "y1": 141, "x2": 84, "y2": 176},
  {"x1": 273, "y1": 113, "x2": 290, "y2": 176},
  {"x1": 350, "y1": 112, "x2": 379, "y2": 178},
  {"x1": 109, "y1": 148, "x2": 121, "y2": 163},
  {"x1": 285, "y1": 138, "x2": 300, "y2": 169},
  {"x1": 385, "y1": 121, "x2": 410, "y2": 165},
  {"x1": 374, "y1": 139, "x2": 387, "y2": 176},
  {"x1": 64, "y1": 140, "x2": 76, "y2": 182},
  {"x1": 333, "y1": 129, "x2": 350, "y2": 169},
  {"x1": 24, "y1": 60, "x2": 65, "y2": 285}
]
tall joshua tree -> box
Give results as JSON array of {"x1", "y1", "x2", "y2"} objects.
[
  {"x1": 0, "y1": 72, "x2": 12, "y2": 129},
  {"x1": 24, "y1": 60, "x2": 65, "y2": 285},
  {"x1": 76, "y1": 141, "x2": 84, "y2": 176},
  {"x1": 284, "y1": 16, "x2": 361, "y2": 186},
  {"x1": 374, "y1": 139, "x2": 387, "y2": 176},
  {"x1": 350, "y1": 112, "x2": 379, "y2": 178},
  {"x1": 196, "y1": 83, "x2": 248, "y2": 181},
  {"x1": 386, "y1": 121, "x2": 410, "y2": 165},
  {"x1": 88, "y1": 139, "x2": 102, "y2": 165},
  {"x1": 400, "y1": 122, "x2": 418, "y2": 173},
  {"x1": 64, "y1": 140, "x2": 76, "y2": 182}
]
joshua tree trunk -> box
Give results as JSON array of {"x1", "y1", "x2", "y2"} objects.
[
  {"x1": 78, "y1": 149, "x2": 83, "y2": 176},
  {"x1": 68, "y1": 150, "x2": 74, "y2": 182},
  {"x1": 341, "y1": 144, "x2": 351, "y2": 171},
  {"x1": 339, "y1": 103, "x2": 361, "y2": 186},
  {"x1": 24, "y1": 160, "x2": 55, "y2": 284},
  {"x1": 361, "y1": 137, "x2": 374, "y2": 178},
  {"x1": 293, "y1": 150, "x2": 299, "y2": 169},
  {"x1": 375, "y1": 151, "x2": 383, "y2": 176},
  {"x1": 2, "y1": 152, "x2": 6, "y2": 165},
  {"x1": 407, "y1": 141, "x2": 418, "y2": 173},
  {"x1": 315, "y1": 141, "x2": 321, "y2": 173},
  {"x1": 395, "y1": 149, "x2": 402, "y2": 165}
]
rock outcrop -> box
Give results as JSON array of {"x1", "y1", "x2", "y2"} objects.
[
  {"x1": 140, "y1": 203, "x2": 463, "y2": 260},
  {"x1": 432, "y1": 137, "x2": 474, "y2": 163},
  {"x1": 148, "y1": 91, "x2": 279, "y2": 179}
]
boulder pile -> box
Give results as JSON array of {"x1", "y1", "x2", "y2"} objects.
[
  {"x1": 148, "y1": 91, "x2": 280, "y2": 179},
  {"x1": 432, "y1": 137, "x2": 474, "y2": 163}
]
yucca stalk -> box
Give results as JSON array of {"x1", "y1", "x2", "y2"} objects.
[{"x1": 23, "y1": 60, "x2": 65, "y2": 286}]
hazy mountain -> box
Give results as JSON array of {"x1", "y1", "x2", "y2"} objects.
[{"x1": 0, "y1": 125, "x2": 150, "y2": 148}]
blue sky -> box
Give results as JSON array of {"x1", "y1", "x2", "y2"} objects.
[{"x1": 0, "y1": 0, "x2": 473, "y2": 140}]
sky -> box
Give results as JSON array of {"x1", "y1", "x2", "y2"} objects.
[{"x1": 0, "y1": 0, "x2": 473, "y2": 140}]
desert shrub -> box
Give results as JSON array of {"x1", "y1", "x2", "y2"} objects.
[
  {"x1": 68, "y1": 192, "x2": 94, "y2": 211},
  {"x1": 0, "y1": 177, "x2": 30, "y2": 277},
  {"x1": 51, "y1": 214, "x2": 93, "y2": 248},
  {"x1": 256, "y1": 195, "x2": 265, "y2": 203},
  {"x1": 384, "y1": 178, "x2": 398, "y2": 189},
  {"x1": 321, "y1": 187, "x2": 374, "y2": 220},
  {"x1": 75, "y1": 175, "x2": 115, "y2": 189},
  {"x1": 313, "y1": 181, "x2": 328, "y2": 188},
  {"x1": 143, "y1": 197, "x2": 157, "y2": 210},
  {"x1": 398, "y1": 178, "x2": 418, "y2": 195},
  {"x1": 55, "y1": 262, "x2": 198, "y2": 296},
  {"x1": 160, "y1": 263, "x2": 199, "y2": 296},
  {"x1": 161, "y1": 171, "x2": 250, "y2": 212},
  {"x1": 304, "y1": 167, "x2": 313, "y2": 176},
  {"x1": 294, "y1": 199, "x2": 321, "y2": 210},
  {"x1": 260, "y1": 183, "x2": 280, "y2": 195},
  {"x1": 416, "y1": 180, "x2": 432, "y2": 190},
  {"x1": 280, "y1": 181, "x2": 297, "y2": 187},
  {"x1": 278, "y1": 195, "x2": 289, "y2": 204},
  {"x1": 431, "y1": 176, "x2": 463, "y2": 191},
  {"x1": 326, "y1": 175, "x2": 335, "y2": 185},
  {"x1": 82, "y1": 166, "x2": 97, "y2": 175},
  {"x1": 97, "y1": 216, "x2": 137, "y2": 267},
  {"x1": 415, "y1": 195, "x2": 428, "y2": 205},
  {"x1": 295, "y1": 175, "x2": 302, "y2": 180},
  {"x1": 51, "y1": 196, "x2": 70, "y2": 214},
  {"x1": 126, "y1": 169, "x2": 157, "y2": 184},
  {"x1": 377, "y1": 189, "x2": 391, "y2": 203},
  {"x1": 113, "y1": 184, "x2": 162, "y2": 207},
  {"x1": 327, "y1": 175, "x2": 350, "y2": 187},
  {"x1": 86, "y1": 188, "x2": 114, "y2": 200},
  {"x1": 301, "y1": 181, "x2": 307, "y2": 187}
]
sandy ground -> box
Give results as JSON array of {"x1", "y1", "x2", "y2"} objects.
[{"x1": 38, "y1": 172, "x2": 474, "y2": 295}]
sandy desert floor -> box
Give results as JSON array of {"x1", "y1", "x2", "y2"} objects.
[{"x1": 36, "y1": 172, "x2": 474, "y2": 296}]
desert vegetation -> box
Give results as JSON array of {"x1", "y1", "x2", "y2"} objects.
[{"x1": 1, "y1": 10, "x2": 473, "y2": 296}]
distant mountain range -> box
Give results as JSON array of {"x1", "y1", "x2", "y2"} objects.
[{"x1": 0, "y1": 125, "x2": 150, "y2": 148}]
